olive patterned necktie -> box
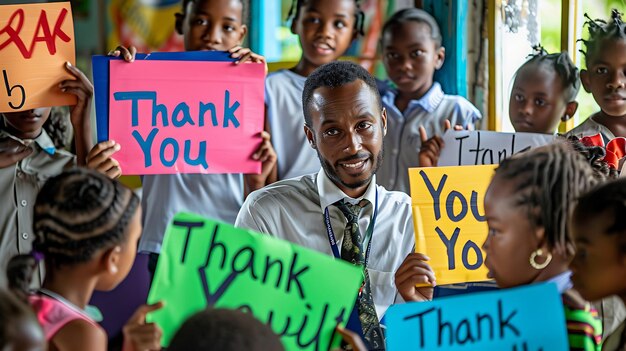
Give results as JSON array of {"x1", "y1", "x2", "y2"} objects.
[{"x1": 335, "y1": 199, "x2": 385, "y2": 350}]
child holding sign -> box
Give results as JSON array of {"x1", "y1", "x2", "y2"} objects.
[
  {"x1": 110, "y1": 0, "x2": 276, "y2": 279},
  {"x1": 482, "y1": 142, "x2": 602, "y2": 350},
  {"x1": 6, "y1": 168, "x2": 162, "y2": 351},
  {"x1": 377, "y1": 8, "x2": 481, "y2": 193},
  {"x1": 419, "y1": 46, "x2": 580, "y2": 167},
  {"x1": 571, "y1": 178, "x2": 626, "y2": 351},
  {"x1": 266, "y1": 0, "x2": 363, "y2": 180},
  {"x1": 0, "y1": 62, "x2": 119, "y2": 281},
  {"x1": 568, "y1": 9, "x2": 626, "y2": 142}
]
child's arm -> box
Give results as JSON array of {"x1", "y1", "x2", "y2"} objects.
[
  {"x1": 418, "y1": 126, "x2": 445, "y2": 168},
  {"x1": 395, "y1": 252, "x2": 436, "y2": 302},
  {"x1": 244, "y1": 131, "x2": 277, "y2": 196},
  {"x1": 333, "y1": 325, "x2": 367, "y2": 351},
  {"x1": 86, "y1": 140, "x2": 122, "y2": 179},
  {"x1": 60, "y1": 62, "x2": 94, "y2": 166},
  {"x1": 122, "y1": 302, "x2": 163, "y2": 351},
  {"x1": 418, "y1": 120, "x2": 464, "y2": 167},
  {"x1": 0, "y1": 138, "x2": 32, "y2": 168},
  {"x1": 52, "y1": 319, "x2": 108, "y2": 351}
]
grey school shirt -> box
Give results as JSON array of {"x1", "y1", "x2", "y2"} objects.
[
  {"x1": 0, "y1": 129, "x2": 75, "y2": 281},
  {"x1": 265, "y1": 69, "x2": 321, "y2": 180},
  {"x1": 377, "y1": 81, "x2": 482, "y2": 194},
  {"x1": 138, "y1": 173, "x2": 244, "y2": 254}
]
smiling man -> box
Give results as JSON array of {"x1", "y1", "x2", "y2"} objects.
[{"x1": 236, "y1": 61, "x2": 432, "y2": 350}]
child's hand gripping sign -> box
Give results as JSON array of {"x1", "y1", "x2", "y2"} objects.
[{"x1": 0, "y1": 2, "x2": 75, "y2": 112}]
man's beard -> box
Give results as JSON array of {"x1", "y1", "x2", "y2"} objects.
[{"x1": 316, "y1": 148, "x2": 383, "y2": 191}]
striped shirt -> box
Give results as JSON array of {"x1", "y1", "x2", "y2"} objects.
[{"x1": 563, "y1": 290, "x2": 603, "y2": 351}]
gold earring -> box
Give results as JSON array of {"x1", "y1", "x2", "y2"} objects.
[{"x1": 529, "y1": 249, "x2": 552, "y2": 270}]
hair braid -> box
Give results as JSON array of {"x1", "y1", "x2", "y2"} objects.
[
  {"x1": 32, "y1": 168, "x2": 139, "y2": 268},
  {"x1": 580, "y1": 9, "x2": 626, "y2": 66},
  {"x1": 517, "y1": 44, "x2": 580, "y2": 102},
  {"x1": 43, "y1": 107, "x2": 72, "y2": 150},
  {"x1": 494, "y1": 142, "x2": 599, "y2": 256},
  {"x1": 6, "y1": 168, "x2": 140, "y2": 296}
]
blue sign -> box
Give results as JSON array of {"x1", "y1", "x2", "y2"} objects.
[{"x1": 386, "y1": 283, "x2": 569, "y2": 351}]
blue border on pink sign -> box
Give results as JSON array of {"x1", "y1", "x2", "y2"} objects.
[{"x1": 93, "y1": 51, "x2": 234, "y2": 143}]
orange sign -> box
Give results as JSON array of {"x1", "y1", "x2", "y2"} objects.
[{"x1": 0, "y1": 2, "x2": 75, "y2": 112}]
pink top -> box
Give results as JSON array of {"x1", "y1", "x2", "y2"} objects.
[{"x1": 29, "y1": 292, "x2": 99, "y2": 340}]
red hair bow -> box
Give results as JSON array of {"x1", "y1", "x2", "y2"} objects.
[{"x1": 579, "y1": 133, "x2": 626, "y2": 170}]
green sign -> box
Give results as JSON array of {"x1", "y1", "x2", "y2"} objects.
[{"x1": 147, "y1": 212, "x2": 364, "y2": 350}]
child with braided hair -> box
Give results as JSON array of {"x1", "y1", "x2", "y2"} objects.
[
  {"x1": 568, "y1": 9, "x2": 626, "y2": 142},
  {"x1": 6, "y1": 168, "x2": 162, "y2": 351},
  {"x1": 419, "y1": 45, "x2": 580, "y2": 167},
  {"x1": 0, "y1": 63, "x2": 124, "y2": 285},
  {"x1": 397, "y1": 143, "x2": 605, "y2": 351},
  {"x1": 481, "y1": 142, "x2": 602, "y2": 350}
]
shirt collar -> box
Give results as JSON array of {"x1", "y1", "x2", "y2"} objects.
[
  {"x1": 0, "y1": 128, "x2": 56, "y2": 155},
  {"x1": 316, "y1": 168, "x2": 377, "y2": 212},
  {"x1": 381, "y1": 81, "x2": 444, "y2": 114},
  {"x1": 545, "y1": 270, "x2": 573, "y2": 294}
]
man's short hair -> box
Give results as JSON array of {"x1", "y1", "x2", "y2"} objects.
[{"x1": 302, "y1": 61, "x2": 382, "y2": 127}]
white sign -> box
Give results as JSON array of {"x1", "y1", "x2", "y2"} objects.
[{"x1": 439, "y1": 130, "x2": 555, "y2": 166}]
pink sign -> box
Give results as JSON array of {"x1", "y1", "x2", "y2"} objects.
[{"x1": 108, "y1": 60, "x2": 264, "y2": 175}]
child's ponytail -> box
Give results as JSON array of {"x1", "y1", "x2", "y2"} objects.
[
  {"x1": 43, "y1": 107, "x2": 72, "y2": 150},
  {"x1": 524, "y1": 45, "x2": 580, "y2": 102},
  {"x1": 6, "y1": 254, "x2": 39, "y2": 302}
]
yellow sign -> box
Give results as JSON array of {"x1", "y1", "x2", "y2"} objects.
[
  {"x1": 0, "y1": 2, "x2": 75, "y2": 112},
  {"x1": 409, "y1": 165, "x2": 496, "y2": 285}
]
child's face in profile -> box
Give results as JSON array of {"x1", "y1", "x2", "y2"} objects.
[
  {"x1": 381, "y1": 21, "x2": 444, "y2": 96},
  {"x1": 96, "y1": 206, "x2": 143, "y2": 291},
  {"x1": 291, "y1": 0, "x2": 356, "y2": 69},
  {"x1": 482, "y1": 176, "x2": 543, "y2": 288},
  {"x1": 581, "y1": 38, "x2": 626, "y2": 118},
  {"x1": 2, "y1": 108, "x2": 52, "y2": 140},
  {"x1": 509, "y1": 63, "x2": 569, "y2": 134},
  {"x1": 570, "y1": 210, "x2": 626, "y2": 302},
  {"x1": 176, "y1": 0, "x2": 247, "y2": 52}
]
